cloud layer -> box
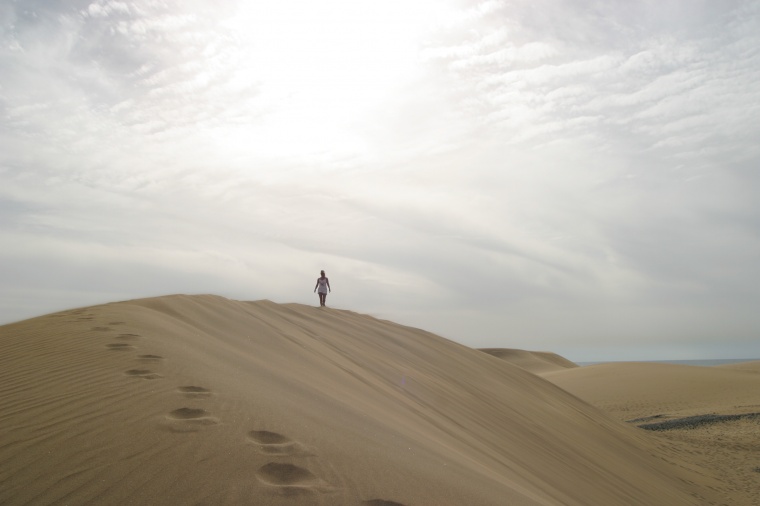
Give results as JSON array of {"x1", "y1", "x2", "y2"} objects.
[{"x1": 2, "y1": 0, "x2": 760, "y2": 360}]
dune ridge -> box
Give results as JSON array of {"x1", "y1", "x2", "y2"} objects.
[
  {"x1": 479, "y1": 348, "x2": 578, "y2": 374},
  {"x1": 0, "y1": 295, "x2": 727, "y2": 505}
]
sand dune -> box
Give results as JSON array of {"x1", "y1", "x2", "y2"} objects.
[
  {"x1": 544, "y1": 361, "x2": 760, "y2": 420},
  {"x1": 479, "y1": 348, "x2": 578, "y2": 374},
  {"x1": 546, "y1": 362, "x2": 760, "y2": 505},
  {"x1": 716, "y1": 360, "x2": 760, "y2": 373},
  {"x1": 0, "y1": 295, "x2": 730, "y2": 505}
]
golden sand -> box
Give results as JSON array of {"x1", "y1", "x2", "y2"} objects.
[{"x1": 1, "y1": 295, "x2": 754, "y2": 505}]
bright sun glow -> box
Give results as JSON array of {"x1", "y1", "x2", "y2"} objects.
[{"x1": 220, "y1": 0, "x2": 458, "y2": 160}]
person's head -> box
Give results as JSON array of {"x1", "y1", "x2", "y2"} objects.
[{"x1": 320, "y1": 270, "x2": 325, "y2": 276}]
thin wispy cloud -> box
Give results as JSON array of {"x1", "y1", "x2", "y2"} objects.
[{"x1": 2, "y1": 0, "x2": 759, "y2": 361}]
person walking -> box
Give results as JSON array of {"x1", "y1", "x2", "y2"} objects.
[{"x1": 314, "y1": 270, "x2": 331, "y2": 307}]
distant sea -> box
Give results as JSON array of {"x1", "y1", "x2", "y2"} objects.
[{"x1": 577, "y1": 358, "x2": 759, "y2": 367}]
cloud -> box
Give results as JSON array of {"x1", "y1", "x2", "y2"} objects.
[
  {"x1": 85, "y1": 1, "x2": 130, "y2": 18},
  {"x1": 1, "y1": 0, "x2": 760, "y2": 361}
]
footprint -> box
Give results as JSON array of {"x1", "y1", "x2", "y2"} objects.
[
  {"x1": 248, "y1": 431, "x2": 291, "y2": 445},
  {"x1": 92, "y1": 326, "x2": 112, "y2": 332},
  {"x1": 125, "y1": 369, "x2": 162, "y2": 380},
  {"x1": 178, "y1": 386, "x2": 212, "y2": 398},
  {"x1": 169, "y1": 407, "x2": 212, "y2": 420},
  {"x1": 246, "y1": 431, "x2": 310, "y2": 456},
  {"x1": 363, "y1": 501, "x2": 406, "y2": 506},
  {"x1": 163, "y1": 408, "x2": 219, "y2": 432},
  {"x1": 106, "y1": 343, "x2": 135, "y2": 351},
  {"x1": 116, "y1": 333, "x2": 141, "y2": 340},
  {"x1": 138, "y1": 354, "x2": 164, "y2": 361},
  {"x1": 255, "y1": 462, "x2": 335, "y2": 496},
  {"x1": 256, "y1": 462, "x2": 316, "y2": 486}
]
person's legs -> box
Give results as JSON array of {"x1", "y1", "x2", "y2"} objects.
[{"x1": 318, "y1": 293, "x2": 326, "y2": 306}]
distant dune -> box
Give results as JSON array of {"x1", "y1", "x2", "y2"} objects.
[
  {"x1": 0, "y1": 295, "x2": 737, "y2": 505},
  {"x1": 715, "y1": 360, "x2": 760, "y2": 373},
  {"x1": 479, "y1": 348, "x2": 578, "y2": 374},
  {"x1": 544, "y1": 361, "x2": 760, "y2": 420},
  {"x1": 545, "y1": 361, "x2": 760, "y2": 504}
]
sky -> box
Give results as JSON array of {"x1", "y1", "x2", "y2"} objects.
[{"x1": 2, "y1": 0, "x2": 760, "y2": 362}]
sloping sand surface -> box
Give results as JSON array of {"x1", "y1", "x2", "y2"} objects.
[
  {"x1": 479, "y1": 348, "x2": 578, "y2": 374},
  {"x1": 546, "y1": 362, "x2": 760, "y2": 505},
  {"x1": 716, "y1": 360, "x2": 760, "y2": 373},
  {"x1": 544, "y1": 362, "x2": 760, "y2": 420},
  {"x1": 0, "y1": 295, "x2": 727, "y2": 505}
]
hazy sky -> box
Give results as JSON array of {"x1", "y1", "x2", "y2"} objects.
[{"x1": 2, "y1": 0, "x2": 760, "y2": 361}]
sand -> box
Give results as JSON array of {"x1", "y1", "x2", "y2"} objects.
[
  {"x1": 0, "y1": 295, "x2": 751, "y2": 505},
  {"x1": 479, "y1": 348, "x2": 578, "y2": 375},
  {"x1": 545, "y1": 362, "x2": 760, "y2": 505}
]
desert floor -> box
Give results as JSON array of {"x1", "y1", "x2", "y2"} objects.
[{"x1": 1, "y1": 294, "x2": 757, "y2": 505}]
